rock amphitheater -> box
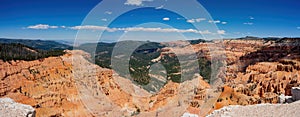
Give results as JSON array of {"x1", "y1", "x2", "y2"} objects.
[{"x1": 1, "y1": 39, "x2": 300, "y2": 117}]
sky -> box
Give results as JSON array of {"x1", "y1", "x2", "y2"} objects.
[{"x1": 0, "y1": 0, "x2": 300, "y2": 42}]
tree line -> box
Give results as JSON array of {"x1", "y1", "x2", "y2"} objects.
[{"x1": 0, "y1": 43, "x2": 65, "y2": 61}]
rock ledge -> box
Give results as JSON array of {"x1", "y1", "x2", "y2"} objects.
[{"x1": 0, "y1": 98, "x2": 35, "y2": 117}]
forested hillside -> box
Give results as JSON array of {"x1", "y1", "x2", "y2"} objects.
[
  {"x1": 0, "y1": 43, "x2": 65, "y2": 61},
  {"x1": 0, "y1": 38, "x2": 71, "y2": 50}
]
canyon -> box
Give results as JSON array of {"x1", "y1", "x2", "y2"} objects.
[
  {"x1": 0, "y1": 49, "x2": 211, "y2": 116},
  {"x1": 0, "y1": 38, "x2": 299, "y2": 116}
]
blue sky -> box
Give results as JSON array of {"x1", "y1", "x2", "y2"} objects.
[{"x1": 0, "y1": 0, "x2": 300, "y2": 42}]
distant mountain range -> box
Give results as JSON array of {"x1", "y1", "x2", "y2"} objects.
[
  {"x1": 0, "y1": 38, "x2": 72, "y2": 50},
  {"x1": 1, "y1": 37, "x2": 299, "y2": 48}
]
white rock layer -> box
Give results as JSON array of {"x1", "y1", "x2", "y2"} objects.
[{"x1": 0, "y1": 98, "x2": 35, "y2": 117}]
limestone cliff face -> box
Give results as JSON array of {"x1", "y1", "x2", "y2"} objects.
[
  {"x1": 73, "y1": 39, "x2": 300, "y2": 116},
  {"x1": 0, "y1": 50, "x2": 213, "y2": 117},
  {"x1": 215, "y1": 59, "x2": 300, "y2": 109},
  {"x1": 210, "y1": 39, "x2": 300, "y2": 110},
  {"x1": 1, "y1": 39, "x2": 299, "y2": 116},
  {"x1": 182, "y1": 39, "x2": 300, "y2": 113},
  {"x1": 0, "y1": 51, "x2": 90, "y2": 117},
  {"x1": 67, "y1": 50, "x2": 216, "y2": 116}
]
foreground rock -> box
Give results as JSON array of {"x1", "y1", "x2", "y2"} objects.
[
  {"x1": 207, "y1": 101, "x2": 300, "y2": 117},
  {"x1": 0, "y1": 98, "x2": 35, "y2": 117}
]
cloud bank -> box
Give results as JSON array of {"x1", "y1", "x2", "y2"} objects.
[
  {"x1": 69, "y1": 25, "x2": 225, "y2": 35},
  {"x1": 124, "y1": 0, "x2": 153, "y2": 6},
  {"x1": 27, "y1": 24, "x2": 59, "y2": 29},
  {"x1": 186, "y1": 18, "x2": 206, "y2": 23},
  {"x1": 163, "y1": 17, "x2": 170, "y2": 21},
  {"x1": 26, "y1": 24, "x2": 226, "y2": 35},
  {"x1": 243, "y1": 22, "x2": 254, "y2": 25}
]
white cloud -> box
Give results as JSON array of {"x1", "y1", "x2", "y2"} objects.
[
  {"x1": 155, "y1": 5, "x2": 164, "y2": 9},
  {"x1": 27, "y1": 23, "x2": 226, "y2": 35},
  {"x1": 105, "y1": 11, "x2": 112, "y2": 15},
  {"x1": 243, "y1": 22, "x2": 254, "y2": 25},
  {"x1": 186, "y1": 20, "x2": 195, "y2": 23},
  {"x1": 249, "y1": 16, "x2": 255, "y2": 20},
  {"x1": 297, "y1": 27, "x2": 300, "y2": 29},
  {"x1": 124, "y1": 0, "x2": 153, "y2": 6},
  {"x1": 208, "y1": 20, "x2": 227, "y2": 24},
  {"x1": 186, "y1": 18, "x2": 206, "y2": 23},
  {"x1": 69, "y1": 25, "x2": 226, "y2": 35},
  {"x1": 69, "y1": 25, "x2": 108, "y2": 31},
  {"x1": 208, "y1": 20, "x2": 221, "y2": 24},
  {"x1": 199, "y1": 30, "x2": 212, "y2": 34},
  {"x1": 49, "y1": 26, "x2": 58, "y2": 28},
  {"x1": 125, "y1": 0, "x2": 142, "y2": 6},
  {"x1": 217, "y1": 30, "x2": 226, "y2": 35},
  {"x1": 101, "y1": 18, "x2": 108, "y2": 22},
  {"x1": 194, "y1": 18, "x2": 206, "y2": 22},
  {"x1": 163, "y1": 17, "x2": 170, "y2": 21},
  {"x1": 221, "y1": 22, "x2": 227, "y2": 25},
  {"x1": 27, "y1": 24, "x2": 58, "y2": 29}
]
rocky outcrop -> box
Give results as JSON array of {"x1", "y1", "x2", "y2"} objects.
[
  {"x1": 1, "y1": 38, "x2": 299, "y2": 116},
  {"x1": 68, "y1": 39, "x2": 297, "y2": 116},
  {"x1": 0, "y1": 49, "x2": 211, "y2": 116},
  {"x1": 0, "y1": 51, "x2": 90, "y2": 116},
  {"x1": 207, "y1": 101, "x2": 300, "y2": 117},
  {"x1": 66, "y1": 50, "x2": 214, "y2": 116},
  {"x1": 208, "y1": 39, "x2": 300, "y2": 110},
  {"x1": 0, "y1": 98, "x2": 35, "y2": 117}
]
